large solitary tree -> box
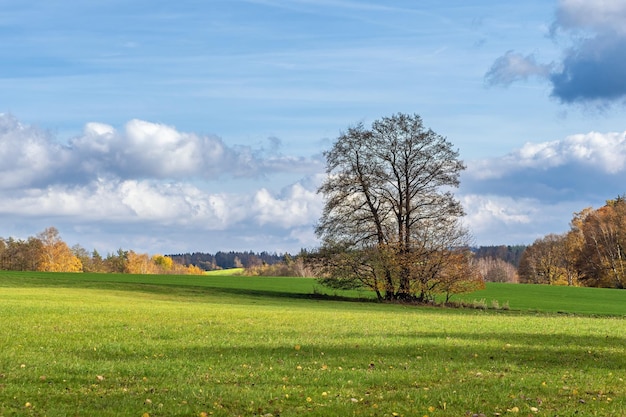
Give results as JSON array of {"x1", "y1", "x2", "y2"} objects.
[{"x1": 315, "y1": 113, "x2": 482, "y2": 301}]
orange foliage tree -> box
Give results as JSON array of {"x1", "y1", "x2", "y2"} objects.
[
  {"x1": 577, "y1": 198, "x2": 626, "y2": 288},
  {"x1": 37, "y1": 227, "x2": 82, "y2": 273}
]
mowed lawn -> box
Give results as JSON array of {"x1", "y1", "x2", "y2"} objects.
[{"x1": 0, "y1": 272, "x2": 624, "y2": 416}]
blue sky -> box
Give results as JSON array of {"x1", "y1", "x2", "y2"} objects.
[{"x1": 1, "y1": 0, "x2": 626, "y2": 255}]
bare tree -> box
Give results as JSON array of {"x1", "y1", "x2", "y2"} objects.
[
  {"x1": 475, "y1": 257, "x2": 518, "y2": 283},
  {"x1": 315, "y1": 113, "x2": 480, "y2": 302}
]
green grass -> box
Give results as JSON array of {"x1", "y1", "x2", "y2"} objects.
[
  {"x1": 0, "y1": 271, "x2": 625, "y2": 416},
  {"x1": 456, "y1": 282, "x2": 626, "y2": 316}
]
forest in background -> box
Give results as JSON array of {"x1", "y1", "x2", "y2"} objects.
[{"x1": 0, "y1": 225, "x2": 522, "y2": 279}]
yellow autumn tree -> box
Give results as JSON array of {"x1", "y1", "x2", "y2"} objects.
[
  {"x1": 37, "y1": 227, "x2": 83, "y2": 272},
  {"x1": 152, "y1": 254, "x2": 174, "y2": 272},
  {"x1": 125, "y1": 251, "x2": 158, "y2": 274}
]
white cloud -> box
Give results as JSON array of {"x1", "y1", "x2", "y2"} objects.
[
  {"x1": 485, "y1": 51, "x2": 552, "y2": 86},
  {"x1": 0, "y1": 114, "x2": 69, "y2": 188},
  {"x1": 462, "y1": 194, "x2": 533, "y2": 229},
  {"x1": 71, "y1": 119, "x2": 235, "y2": 179},
  {"x1": 460, "y1": 193, "x2": 587, "y2": 245},
  {"x1": 0, "y1": 114, "x2": 322, "y2": 189},
  {"x1": 466, "y1": 130, "x2": 626, "y2": 180},
  {"x1": 253, "y1": 182, "x2": 323, "y2": 228},
  {"x1": 0, "y1": 114, "x2": 326, "y2": 253},
  {"x1": 459, "y1": 129, "x2": 626, "y2": 245},
  {"x1": 3, "y1": 179, "x2": 317, "y2": 227},
  {"x1": 554, "y1": 0, "x2": 626, "y2": 34},
  {"x1": 0, "y1": 176, "x2": 322, "y2": 238}
]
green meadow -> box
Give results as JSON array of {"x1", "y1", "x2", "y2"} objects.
[{"x1": 0, "y1": 272, "x2": 624, "y2": 416}]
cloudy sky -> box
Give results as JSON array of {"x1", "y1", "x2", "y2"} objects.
[{"x1": 2, "y1": 0, "x2": 626, "y2": 255}]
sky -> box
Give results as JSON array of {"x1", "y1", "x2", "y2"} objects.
[{"x1": 1, "y1": 0, "x2": 626, "y2": 255}]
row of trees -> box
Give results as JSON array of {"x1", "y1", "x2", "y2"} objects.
[
  {"x1": 519, "y1": 196, "x2": 626, "y2": 288},
  {"x1": 472, "y1": 245, "x2": 526, "y2": 267},
  {"x1": 168, "y1": 251, "x2": 284, "y2": 270},
  {"x1": 0, "y1": 227, "x2": 202, "y2": 275},
  {"x1": 1, "y1": 227, "x2": 83, "y2": 272}
]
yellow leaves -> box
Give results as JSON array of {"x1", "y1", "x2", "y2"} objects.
[
  {"x1": 37, "y1": 227, "x2": 83, "y2": 272},
  {"x1": 152, "y1": 254, "x2": 173, "y2": 270},
  {"x1": 506, "y1": 406, "x2": 519, "y2": 413},
  {"x1": 294, "y1": 344, "x2": 301, "y2": 351}
]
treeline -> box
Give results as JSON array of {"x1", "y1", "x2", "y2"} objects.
[
  {"x1": 519, "y1": 196, "x2": 626, "y2": 289},
  {"x1": 8, "y1": 205, "x2": 626, "y2": 288},
  {"x1": 472, "y1": 245, "x2": 526, "y2": 267},
  {"x1": 0, "y1": 227, "x2": 202, "y2": 275},
  {"x1": 469, "y1": 245, "x2": 526, "y2": 284},
  {"x1": 167, "y1": 251, "x2": 284, "y2": 270},
  {"x1": 0, "y1": 224, "x2": 530, "y2": 282}
]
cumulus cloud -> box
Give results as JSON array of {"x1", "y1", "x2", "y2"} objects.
[
  {"x1": 0, "y1": 113, "x2": 325, "y2": 253},
  {"x1": 460, "y1": 193, "x2": 586, "y2": 245},
  {"x1": 460, "y1": 129, "x2": 626, "y2": 243},
  {"x1": 0, "y1": 177, "x2": 322, "y2": 229},
  {"x1": 0, "y1": 176, "x2": 324, "y2": 252},
  {"x1": 468, "y1": 130, "x2": 626, "y2": 178},
  {"x1": 0, "y1": 114, "x2": 322, "y2": 189},
  {"x1": 0, "y1": 115, "x2": 71, "y2": 188},
  {"x1": 486, "y1": 0, "x2": 626, "y2": 104}
]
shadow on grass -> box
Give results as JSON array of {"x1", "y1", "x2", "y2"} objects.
[
  {"x1": 195, "y1": 285, "x2": 379, "y2": 304},
  {"x1": 0, "y1": 272, "x2": 378, "y2": 304},
  {"x1": 70, "y1": 329, "x2": 626, "y2": 374}
]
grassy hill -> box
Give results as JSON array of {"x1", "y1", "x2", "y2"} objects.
[
  {"x1": 0, "y1": 271, "x2": 624, "y2": 416},
  {"x1": 2, "y1": 271, "x2": 624, "y2": 316}
]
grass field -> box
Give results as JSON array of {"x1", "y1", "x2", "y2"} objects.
[{"x1": 0, "y1": 271, "x2": 625, "y2": 416}]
